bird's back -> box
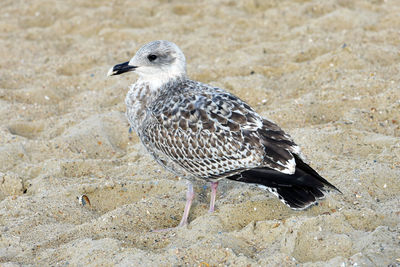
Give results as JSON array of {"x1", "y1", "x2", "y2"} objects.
[{"x1": 138, "y1": 79, "x2": 295, "y2": 181}]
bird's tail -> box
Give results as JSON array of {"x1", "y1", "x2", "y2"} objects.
[{"x1": 227, "y1": 155, "x2": 341, "y2": 210}]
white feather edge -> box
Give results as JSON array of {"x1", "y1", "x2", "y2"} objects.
[{"x1": 256, "y1": 185, "x2": 327, "y2": 210}]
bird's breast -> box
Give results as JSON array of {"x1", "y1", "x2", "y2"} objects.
[{"x1": 125, "y1": 82, "x2": 155, "y2": 133}]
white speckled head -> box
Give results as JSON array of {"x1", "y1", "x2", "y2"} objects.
[
  {"x1": 130, "y1": 40, "x2": 186, "y2": 78},
  {"x1": 108, "y1": 41, "x2": 187, "y2": 88}
]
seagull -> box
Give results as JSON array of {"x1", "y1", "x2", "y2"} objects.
[{"x1": 108, "y1": 40, "x2": 340, "y2": 228}]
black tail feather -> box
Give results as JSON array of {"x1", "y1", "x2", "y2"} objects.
[{"x1": 227, "y1": 155, "x2": 340, "y2": 210}]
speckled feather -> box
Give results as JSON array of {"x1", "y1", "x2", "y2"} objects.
[{"x1": 127, "y1": 78, "x2": 301, "y2": 181}]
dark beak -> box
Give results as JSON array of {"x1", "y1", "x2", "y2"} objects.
[{"x1": 107, "y1": 61, "x2": 137, "y2": 76}]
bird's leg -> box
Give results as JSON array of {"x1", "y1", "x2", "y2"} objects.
[
  {"x1": 209, "y1": 181, "x2": 219, "y2": 213},
  {"x1": 178, "y1": 182, "x2": 195, "y2": 227},
  {"x1": 150, "y1": 182, "x2": 194, "y2": 232}
]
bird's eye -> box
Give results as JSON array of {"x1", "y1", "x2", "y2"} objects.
[{"x1": 147, "y1": 54, "x2": 157, "y2": 61}]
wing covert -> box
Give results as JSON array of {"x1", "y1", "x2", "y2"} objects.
[{"x1": 141, "y1": 82, "x2": 301, "y2": 179}]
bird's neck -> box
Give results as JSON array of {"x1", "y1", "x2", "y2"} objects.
[{"x1": 138, "y1": 72, "x2": 186, "y2": 91}]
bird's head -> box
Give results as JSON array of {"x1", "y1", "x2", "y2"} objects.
[{"x1": 108, "y1": 40, "x2": 187, "y2": 85}]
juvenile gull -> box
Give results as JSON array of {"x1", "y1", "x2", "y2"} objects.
[{"x1": 108, "y1": 40, "x2": 340, "y2": 227}]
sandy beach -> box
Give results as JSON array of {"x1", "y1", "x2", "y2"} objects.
[{"x1": 0, "y1": 0, "x2": 399, "y2": 266}]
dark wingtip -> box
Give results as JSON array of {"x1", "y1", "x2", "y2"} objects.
[
  {"x1": 227, "y1": 154, "x2": 341, "y2": 210},
  {"x1": 293, "y1": 154, "x2": 342, "y2": 194},
  {"x1": 329, "y1": 185, "x2": 343, "y2": 194}
]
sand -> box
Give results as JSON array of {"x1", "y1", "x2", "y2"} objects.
[{"x1": 0, "y1": 0, "x2": 399, "y2": 266}]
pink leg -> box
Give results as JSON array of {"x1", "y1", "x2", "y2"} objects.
[
  {"x1": 150, "y1": 183, "x2": 194, "y2": 232},
  {"x1": 178, "y1": 182, "x2": 195, "y2": 227},
  {"x1": 209, "y1": 181, "x2": 219, "y2": 213}
]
